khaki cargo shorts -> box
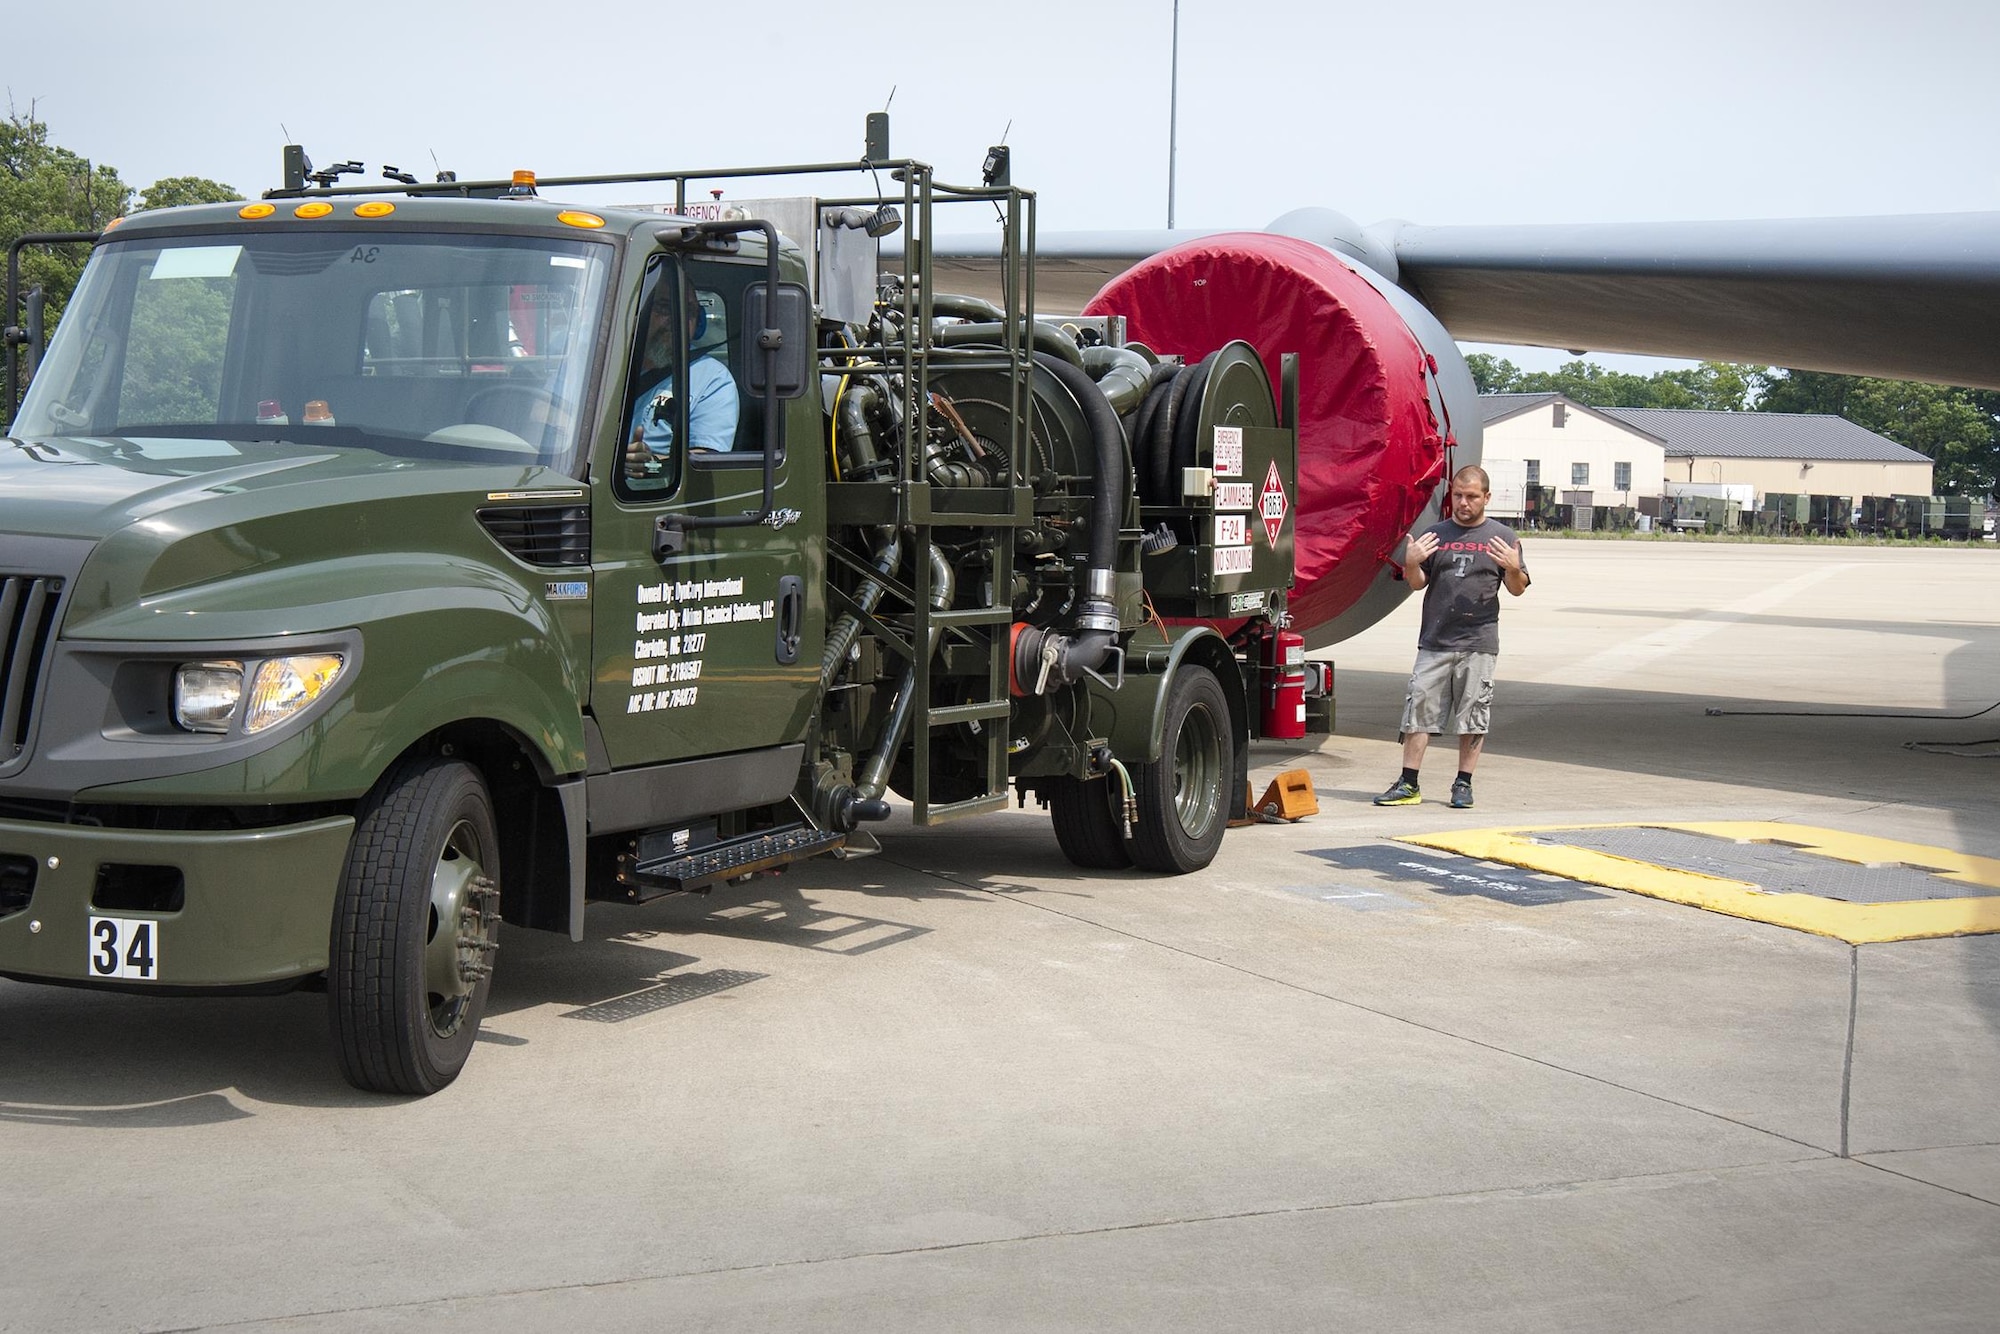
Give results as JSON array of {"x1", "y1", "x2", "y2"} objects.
[{"x1": 1399, "y1": 649, "x2": 1497, "y2": 736}]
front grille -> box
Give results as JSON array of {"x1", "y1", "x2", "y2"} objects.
[
  {"x1": 477, "y1": 506, "x2": 590, "y2": 567},
  {"x1": 0, "y1": 853, "x2": 34, "y2": 916},
  {"x1": 1, "y1": 575, "x2": 64, "y2": 770}
]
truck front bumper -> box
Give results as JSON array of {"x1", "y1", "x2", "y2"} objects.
[{"x1": 0, "y1": 815, "x2": 354, "y2": 989}]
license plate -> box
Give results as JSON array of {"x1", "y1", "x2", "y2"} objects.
[{"x1": 87, "y1": 916, "x2": 162, "y2": 981}]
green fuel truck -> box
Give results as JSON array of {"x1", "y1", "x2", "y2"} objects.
[{"x1": 0, "y1": 152, "x2": 1306, "y2": 1094}]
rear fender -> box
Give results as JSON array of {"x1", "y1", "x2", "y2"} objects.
[{"x1": 1088, "y1": 627, "x2": 1250, "y2": 764}]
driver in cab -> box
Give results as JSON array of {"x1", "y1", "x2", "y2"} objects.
[{"x1": 623, "y1": 283, "x2": 740, "y2": 479}]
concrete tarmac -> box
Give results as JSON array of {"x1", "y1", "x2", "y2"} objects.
[{"x1": 4, "y1": 538, "x2": 1997, "y2": 1332}]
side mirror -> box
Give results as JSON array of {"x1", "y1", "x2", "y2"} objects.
[
  {"x1": 741, "y1": 282, "x2": 811, "y2": 399},
  {"x1": 24, "y1": 286, "x2": 45, "y2": 381}
]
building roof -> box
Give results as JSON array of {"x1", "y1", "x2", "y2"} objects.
[
  {"x1": 1477, "y1": 392, "x2": 1668, "y2": 444},
  {"x1": 1476, "y1": 392, "x2": 1931, "y2": 464},
  {"x1": 1478, "y1": 392, "x2": 1560, "y2": 424},
  {"x1": 1596, "y1": 407, "x2": 1930, "y2": 463}
]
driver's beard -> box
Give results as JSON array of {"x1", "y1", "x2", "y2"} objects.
[{"x1": 645, "y1": 329, "x2": 673, "y2": 368}]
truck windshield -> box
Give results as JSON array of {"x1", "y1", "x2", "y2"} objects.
[{"x1": 12, "y1": 230, "x2": 612, "y2": 474}]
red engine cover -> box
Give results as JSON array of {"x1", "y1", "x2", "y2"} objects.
[{"x1": 1084, "y1": 233, "x2": 1445, "y2": 636}]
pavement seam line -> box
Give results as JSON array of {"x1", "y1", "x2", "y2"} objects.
[
  {"x1": 887, "y1": 854, "x2": 1836, "y2": 1158},
  {"x1": 149, "y1": 1156, "x2": 1835, "y2": 1333},
  {"x1": 1848, "y1": 1155, "x2": 2000, "y2": 1210},
  {"x1": 1840, "y1": 944, "x2": 1858, "y2": 1158}
]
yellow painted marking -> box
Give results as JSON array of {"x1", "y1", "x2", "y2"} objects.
[{"x1": 1399, "y1": 822, "x2": 2000, "y2": 945}]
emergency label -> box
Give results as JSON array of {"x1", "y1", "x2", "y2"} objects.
[{"x1": 1212, "y1": 426, "x2": 1243, "y2": 476}]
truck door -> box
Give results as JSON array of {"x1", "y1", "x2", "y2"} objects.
[{"x1": 589, "y1": 254, "x2": 822, "y2": 772}]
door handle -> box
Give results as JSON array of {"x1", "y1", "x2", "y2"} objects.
[{"x1": 774, "y1": 575, "x2": 804, "y2": 665}]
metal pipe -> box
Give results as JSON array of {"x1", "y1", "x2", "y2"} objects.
[
  {"x1": 835, "y1": 378, "x2": 891, "y2": 479},
  {"x1": 856, "y1": 544, "x2": 955, "y2": 800},
  {"x1": 928, "y1": 293, "x2": 1007, "y2": 323},
  {"x1": 932, "y1": 319, "x2": 1084, "y2": 369},
  {"x1": 820, "y1": 531, "x2": 903, "y2": 689},
  {"x1": 1080, "y1": 345, "x2": 1154, "y2": 416},
  {"x1": 1168, "y1": 0, "x2": 1181, "y2": 229}
]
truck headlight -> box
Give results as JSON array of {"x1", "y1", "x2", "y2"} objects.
[
  {"x1": 244, "y1": 654, "x2": 346, "y2": 734},
  {"x1": 173, "y1": 660, "x2": 245, "y2": 732},
  {"x1": 172, "y1": 654, "x2": 345, "y2": 734}
]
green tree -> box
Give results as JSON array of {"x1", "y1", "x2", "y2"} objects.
[
  {"x1": 1464, "y1": 355, "x2": 1759, "y2": 410},
  {"x1": 1654, "y1": 362, "x2": 1759, "y2": 412},
  {"x1": 137, "y1": 175, "x2": 242, "y2": 211},
  {"x1": 1752, "y1": 369, "x2": 1997, "y2": 497},
  {"x1": 1465, "y1": 352, "x2": 1522, "y2": 395},
  {"x1": 1510, "y1": 359, "x2": 1692, "y2": 408},
  {"x1": 1, "y1": 106, "x2": 131, "y2": 337},
  {"x1": 1748, "y1": 368, "x2": 1852, "y2": 416}
]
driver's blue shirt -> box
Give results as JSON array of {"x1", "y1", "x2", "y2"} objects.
[{"x1": 629, "y1": 355, "x2": 740, "y2": 453}]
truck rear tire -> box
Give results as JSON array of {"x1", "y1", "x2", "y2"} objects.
[
  {"x1": 1130, "y1": 664, "x2": 1233, "y2": 873},
  {"x1": 1049, "y1": 776, "x2": 1133, "y2": 869},
  {"x1": 329, "y1": 756, "x2": 502, "y2": 1095}
]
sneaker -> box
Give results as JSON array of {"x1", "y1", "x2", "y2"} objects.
[
  {"x1": 1450, "y1": 779, "x2": 1474, "y2": 809},
  {"x1": 1373, "y1": 778, "x2": 1421, "y2": 807}
]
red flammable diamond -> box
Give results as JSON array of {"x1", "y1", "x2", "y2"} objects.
[{"x1": 1260, "y1": 459, "x2": 1288, "y2": 547}]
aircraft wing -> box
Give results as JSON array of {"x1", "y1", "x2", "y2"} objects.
[
  {"x1": 920, "y1": 213, "x2": 2000, "y2": 390},
  {"x1": 1387, "y1": 214, "x2": 2000, "y2": 391},
  {"x1": 923, "y1": 229, "x2": 1207, "y2": 313}
]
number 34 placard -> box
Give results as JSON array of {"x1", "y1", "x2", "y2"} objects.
[{"x1": 88, "y1": 916, "x2": 161, "y2": 981}]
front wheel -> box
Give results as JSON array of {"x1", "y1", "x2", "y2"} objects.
[
  {"x1": 1130, "y1": 664, "x2": 1234, "y2": 873},
  {"x1": 329, "y1": 756, "x2": 502, "y2": 1095}
]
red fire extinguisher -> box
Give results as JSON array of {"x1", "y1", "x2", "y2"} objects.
[{"x1": 1261, "y1": 627, "x2": 1307, "y2": 739}]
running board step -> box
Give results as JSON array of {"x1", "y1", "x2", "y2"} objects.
[{"x1": 615, "y1": 826, "x2": 847, "y2": 901}]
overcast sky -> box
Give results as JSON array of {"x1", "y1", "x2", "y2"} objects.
[{"x1": 10, "y1": 0, "x2": 1997, "y2": 371}]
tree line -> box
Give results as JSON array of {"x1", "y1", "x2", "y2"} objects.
[
  {"x1": 3, "y1": 106, "x2": 238, "y2": 341},
  {"x1": 1467, "y1": 355, "x2": 1999, "y2": 499}
]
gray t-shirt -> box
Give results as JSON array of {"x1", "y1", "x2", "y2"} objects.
[{"x1": 1411, "y1": 518, "x2": 1524, "y2": 654}]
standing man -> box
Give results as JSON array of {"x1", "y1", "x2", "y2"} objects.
[{"x1": 1373, "y1": 465, "x2": 1530, "y2": 809}]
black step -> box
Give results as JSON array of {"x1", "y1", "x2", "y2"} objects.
[{"x1": 618, "y1": 826, "x2": 847, "y2": 901}]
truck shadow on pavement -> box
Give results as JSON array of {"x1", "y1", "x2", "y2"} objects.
[
  {"x1": 0, "y1": 873, "x2": 961, "y2": 1119},
  {"x1": 489, "y1": 881, "x2": 942, "y2": 1026},
  {"x1": 0, "y1": 986, "x2": 368, "y2": 1120}
]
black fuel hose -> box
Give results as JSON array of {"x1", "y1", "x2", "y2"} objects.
[
  {"x1": 1169, "y1": 353, "x2": 1215, "y2": 485},
  {"x1": 933, "y1": 320, "x2": 1086, "y2": 369},
  {"x1": 1032, "y1": 351, "x2": 1126, "y2": 580},
  {"x1": 1132, "y1": 364, "x2": 1180, "y2": 505}
]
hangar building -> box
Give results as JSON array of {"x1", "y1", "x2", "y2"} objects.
[{"x1": 1477, "y1": 393, "x2": 1934, "y2": 518}]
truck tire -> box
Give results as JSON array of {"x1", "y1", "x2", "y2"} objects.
[
  {"x1": 329, "y1": 756, "x2": 502, "y2": 1095},
  {"x1": 1130, "y1": 664, "x2": 1233, "y2": 873},
  {"x1": 1049, "y1": 776, "x2": 1133, "y2": 869}
]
